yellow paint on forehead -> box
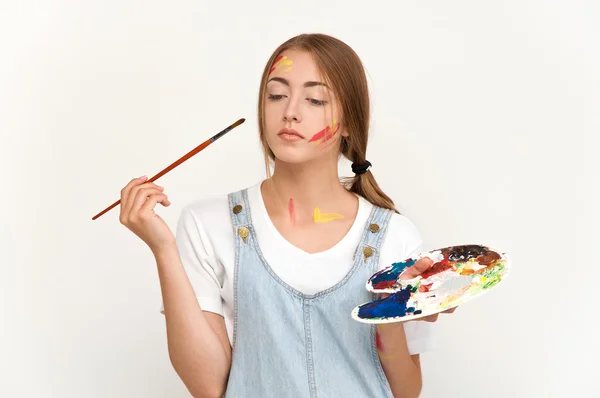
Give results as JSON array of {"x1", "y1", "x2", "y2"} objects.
[{"x1": 272, "y1": 56, "x2": 293, "y2": 73}]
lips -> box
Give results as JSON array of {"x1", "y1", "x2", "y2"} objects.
[{"x1": 277, "y1": 128, "x2": 304, "y2": 139}]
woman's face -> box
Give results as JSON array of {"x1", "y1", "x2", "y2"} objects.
[{"x1": 263, "y1": 49, "x2": 345, "y2": 164}]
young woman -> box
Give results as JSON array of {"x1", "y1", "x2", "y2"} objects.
[{"x1": 120, "y1": 33, "x2": 454, "y2": 398}]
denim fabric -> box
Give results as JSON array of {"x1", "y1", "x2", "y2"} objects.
[{"x1": 224, "y1": 188, "x2": 395, "y2": 398}]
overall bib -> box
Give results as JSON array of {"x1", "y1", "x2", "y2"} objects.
[{"x1": 224, "y1": 188, "x2": 395, "y2": 398}]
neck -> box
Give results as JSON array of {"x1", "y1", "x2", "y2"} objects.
[{"x1": 262, "y1": 156, "x2": 353, "y2": 219}]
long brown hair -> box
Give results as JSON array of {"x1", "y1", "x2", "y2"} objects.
[{"x1": 257, "y1": 33, "x2": 399, "y2": 213}]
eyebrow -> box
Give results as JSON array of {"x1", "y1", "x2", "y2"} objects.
[{"x1": 267, "y1": 77, "x2": 330, "y2": 89}]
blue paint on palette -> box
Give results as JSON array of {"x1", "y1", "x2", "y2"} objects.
[
  {"x1": 369, "y1": 258, "x2": 417, "y2": 290},
  {"x1": 357, "y1": 288, "x2": 413, "y2": 319}
]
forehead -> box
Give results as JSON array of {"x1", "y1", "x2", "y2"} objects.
[{"x1": 269, "y1": 49, "x2": 322, "y2": 82}]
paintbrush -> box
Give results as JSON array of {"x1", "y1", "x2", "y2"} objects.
[{"x1": 92, "y1": 118, "x2": 246, "y2": 220}]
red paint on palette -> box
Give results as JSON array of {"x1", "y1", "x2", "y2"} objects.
[
  {"x1": 372, "y1": 279, "x2": 396, "y2": 290},
  {"x1": 419, "y1": 256, "x2": 453, "y2": 279},
  {"x1": 418, "y1": 283, "x2": 434, "y2": 293}
]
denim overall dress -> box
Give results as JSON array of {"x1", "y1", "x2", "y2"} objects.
[{"x1": 224, "y1": 188, "x2": 395, "y2": 398}]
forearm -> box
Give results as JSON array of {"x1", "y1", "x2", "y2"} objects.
[
  {"x1": 377, "y1": 323, "x2": 422, "y2": 398},
  {"x1": 153, "y1": 244, "x2": 230, "y2": 398}
]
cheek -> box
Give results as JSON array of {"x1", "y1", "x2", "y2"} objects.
[
  {"x1": 263, "y1": 104, "x2": 280, "y2": 125},
  {"x1": 308, "y1": 120, "x2": 341, "y2": 151}
]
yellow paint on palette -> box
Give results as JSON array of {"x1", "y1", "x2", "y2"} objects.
[{"x1": 313, "y1": 207, "x2": 344, "y2": 223}]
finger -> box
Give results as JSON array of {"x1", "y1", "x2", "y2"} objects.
[
  {"x1": 424, "y1": 314, "x2": 439, "y2": 322},
  {"x1": 120, "y1": 176, "x2": 147, "y2": 217},
  {"x1": 139, "y1": 193, "x2": 170, "y2": 217},
  {"x1": 124, "y1": 182, "x2": 164, "y2": 216},
  {"x1": 443, "y1": 307, "x2": 457, "y2": 314},
  {"x1": 130, "y1": 187, "x2": 166, "y2": 215},
  {"x1": 400, "y1": 257, "x2": 433, "y2": 280}
]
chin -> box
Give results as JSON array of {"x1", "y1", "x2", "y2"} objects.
[{"x1": 270, "y1": 145, "x2": 313, "y2": 164}]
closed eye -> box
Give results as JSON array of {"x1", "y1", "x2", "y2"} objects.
[{"x1": 307, "y1": 98, "x2": 327, "y2": 106}]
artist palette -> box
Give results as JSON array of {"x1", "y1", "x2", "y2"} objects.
[{"x1": 351, "y1": 244, "x2": 511, "y2": 323}]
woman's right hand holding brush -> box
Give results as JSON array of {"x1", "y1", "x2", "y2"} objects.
[{"x1": 119, "y1": 175, "x2": 176, "y2": 252}]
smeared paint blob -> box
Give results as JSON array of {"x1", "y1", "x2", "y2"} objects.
[
  {"x1": 357, "y1": 288, "x2": 414, "y2": 320},
  {"x1": 269, "y1": 55, "x2": 293, "y2": 75},
  {"x1": 419, "y1": 259, "x2": 453, "y2": 279},
  {"x1": 308, "y1": 120, "x2": 340, "y2": 145},
  {"x1": 369, "y1": 258, "x2": 418, "y2": 290},
  {"x1": 288, "y1": 198, "x2": 295, "y2": 227},
  {"x1": 418, "y1": 283, "x2": 433, "y2": 292},
  {"x1": 313, "y1": 207, "x2": 344, "y2": 223}
]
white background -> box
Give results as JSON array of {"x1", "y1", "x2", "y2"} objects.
[{"x1": 1, "y1": 1, "x2": 598, "y2": 397}]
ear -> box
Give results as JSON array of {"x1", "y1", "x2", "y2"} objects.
[{"x1": 338, "y1": 120, "x2": 349, "y2": 138}]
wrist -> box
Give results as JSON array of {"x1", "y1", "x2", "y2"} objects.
[{"x1": 151, "y1": 242, "x2": 179, "y2": 258}]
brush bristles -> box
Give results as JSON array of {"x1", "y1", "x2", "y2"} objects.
[{"x1": 231, "y1": 118, "x2": 245, "y2": 128}]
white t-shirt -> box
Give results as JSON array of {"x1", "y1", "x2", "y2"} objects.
[{"x1": 160, "y1": 181, "x2": 435, "y2": 355}]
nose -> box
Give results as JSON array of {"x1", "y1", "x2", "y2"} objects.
[{"x1": 283, "y1": 98, "x2": 301, "y2": 123}]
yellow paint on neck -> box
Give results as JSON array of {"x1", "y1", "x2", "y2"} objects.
[{"x1": 313, "y1": 207, "x2": 344, "y2": 223}]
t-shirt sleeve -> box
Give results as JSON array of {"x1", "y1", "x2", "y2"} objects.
[
  {"x1": 380, "y1": 216, "x2": 436, "y2": 355},
  {"x1": 159, "y1": 206, "x2": 225, "y2": 316}
]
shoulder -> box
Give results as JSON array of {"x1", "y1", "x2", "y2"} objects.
[
  {"x1": 379, "y1": 210, "x2": 424, "y2": 269},
  {"x1": 180, "y1": 182, "x2": 260, "y2": 223},
  {"x1": 387, "y1": 212, "x2": 422, "y2": 242},
  {"x1": 357, "y1": 198, "x2": 423, "y2": 258},
  {"x1": 182, "y1": 194, "x2": 230, "y2": 222},
  {"x1": 177, "y1": 182, "x2": 258, "y2": 237}
]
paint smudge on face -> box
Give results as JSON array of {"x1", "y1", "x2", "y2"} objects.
[
  {"x1": 313, "y1": 207, "x2": 344, "y2": 223},
  {"x1": 309, "y1": 120, "x2": 340, "y2": 146},
  {"x1": 269, "y1": 55, "x2": 293, "y2": 75},
  {"x1": 288, "y1": 198, "x2": 295, "y2": 227}
]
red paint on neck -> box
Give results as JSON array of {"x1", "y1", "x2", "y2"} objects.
[{"x1": 288, "y1": 198, "x2": 295, "y2": 227}]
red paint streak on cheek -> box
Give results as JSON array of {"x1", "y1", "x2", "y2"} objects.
[
  {"x1": 308, "y1": 127, "x2": 326, "y2": 143},
  {"x1": 310, "y1": 122, "x2": 341, "y2": 150},
  {"x1": 331, "y1": 122, "x2": 340, "y2": 136},
  {"x1": 320, "y1": 123, "x2": 341, "y2": 146},
  {"x1": 288, "y1": 198, "x2": 295, "y2": 227},
  {"x1": 318, "y1": 133, "x2": 341, "y2": 153},
  {"x1": 309, "y1": 122, "x2": 341, "y2": 145}
]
